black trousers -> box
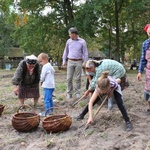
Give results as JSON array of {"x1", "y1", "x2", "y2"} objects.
[
  {"x1": 86, "y1": 75, "x2": 94, "y2": 90},
  {"x1": 80, "y1": 90, "x2": 130, "y2": 122}
]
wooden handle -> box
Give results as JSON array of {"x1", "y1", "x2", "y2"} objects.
[
  {"x1": 17, "y1": 104, "x2": 36, "y2": 114},
  {"x1": 45, "y1": 107, "x2": 67, "y2": 116},
  {"x1": 72, "y1": 95, "x2": 85, "y2": 107},
  {"x1": 93, "y1": 95, "x2": 109, "y2": 120}
]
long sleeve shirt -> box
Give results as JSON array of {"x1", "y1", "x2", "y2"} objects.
[
  {"x1": 62, "y1": 36, "x2": 88, "y2": 64},
  {"x1": 40, "y1": 62, "x2": 55, "y2": 89},
  {"x1": 89, "y1": 59, "x2": 126, "y2": 91},
  {"x1": 138, "y1": 38, "x2": 150, "y2": 73},
  {"x1": 12, "y1": 60, "x2": 41, "y2": 85}
]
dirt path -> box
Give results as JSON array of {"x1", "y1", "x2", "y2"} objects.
[{"x1": 0, "y1": 72, "x2": 149, "y2": 150}]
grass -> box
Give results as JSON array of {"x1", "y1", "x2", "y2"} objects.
[
  {"x1": 55, "y1": 83, "x2": 67, "y2": 93},
  {"x1": 0, "y1": 68, "x2": 146, "y2": 149}
]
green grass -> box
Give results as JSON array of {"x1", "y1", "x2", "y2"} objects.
[{"x1": 55, "y1": 83, "x2": 67, "y2": 92}]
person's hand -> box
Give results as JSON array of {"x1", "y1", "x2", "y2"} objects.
[
  {"x1": 14, "y1": 85, "x2": 19, "y2": 95},
  {"x1": 86, "y1": 117, "x2": 94, "y2": 126},
  {"x1": 84, "y1": 90, "x2": 91, "y2": 97},
  {"x1": 137, "y1": 73, "x2": 142, "y2": 81},
  {"x1": 61, "y1": 63, "x2": 67, "y2": 69},
  {"x1": 62, "y1": 62, "x2": 67, "y2": 66},
  {"x1": 116, "y1": 78, "x2": 121, "y2": 84}
]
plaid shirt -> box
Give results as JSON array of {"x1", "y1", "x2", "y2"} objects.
[
  {"x1": 89, "y1": 59, "x2": 125, "y2": 91},
  {"x1": 138, "y1": 38, "x2": 150, "y2": 73}
]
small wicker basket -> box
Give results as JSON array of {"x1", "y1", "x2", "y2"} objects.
[
  {"x1": 42, "y1": 107, "x2": 72, "y2": 133},
  {"x1": 12, "y1": 104, "x2": 40, "y2": 132},
  {"x1": 0, "y1": 104, "x2": 5, "y2": 115}
]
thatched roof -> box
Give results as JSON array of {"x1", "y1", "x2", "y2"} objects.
[
  {"x1": 89, "y1": 50, "x2": 106, "y2": 58},
  {"x1": 7, "y1": 47, "x2": 24, "y2": 58}
]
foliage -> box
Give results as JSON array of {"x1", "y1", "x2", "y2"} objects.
[
  {"x1": 0, "y1": 0, "x2": 15, "y2": 55},
  {"x1": 0, "y1": 0, "x2": 150, "y2": 62}
]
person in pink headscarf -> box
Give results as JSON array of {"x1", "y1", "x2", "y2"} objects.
[{"x1": 137, "y1": 24, "x2": 150, "y2": 115}]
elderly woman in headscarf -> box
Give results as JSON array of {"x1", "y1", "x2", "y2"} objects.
[{"x1": 12, "y1": 55, "x2": 41, "y2": 107}]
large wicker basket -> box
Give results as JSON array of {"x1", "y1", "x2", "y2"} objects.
[
  {"x1": 42, "y1": 107, "x2": 72, "y2": 133},
  {"x1": 0, "y1": 104, "x2": 5, "y2": 115},
  {"x1": 12, "y1": 104, "x2": 40, "y2": 132}
]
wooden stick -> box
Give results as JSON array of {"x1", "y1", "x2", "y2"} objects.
[
  {"x1": 93, "y1": 94, "x2": 109, "y2": 120},
  {"x1": 85, "y1": 94, "x2": 109, "y2": 129},
  {"x1": 72, "y1": 95, "x2": 85, "y2": 107}
]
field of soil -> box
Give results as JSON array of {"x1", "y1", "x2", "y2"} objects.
[{"x1": 0, "y1": 69, "x2": 150, "y2": 150}]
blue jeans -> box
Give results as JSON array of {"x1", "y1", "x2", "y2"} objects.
[{"x1": 43, "y1": 88, "x2": 54, "y2": 113}]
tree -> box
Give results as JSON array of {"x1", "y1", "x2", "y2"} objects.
[{"x1": 0, "y1": 0, "x2": 15, "y2": 56}]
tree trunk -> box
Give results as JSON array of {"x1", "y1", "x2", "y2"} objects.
[
  {"x1": 114, "y1": 1, "x2": 120, "y2": 62},
  {"x1": 64, "y1": 0, "x2": 74, "y2": 25}
]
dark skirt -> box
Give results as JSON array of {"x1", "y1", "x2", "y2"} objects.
[{"x1": 18, "y1": 84, "x2": 40, "y2": 99}]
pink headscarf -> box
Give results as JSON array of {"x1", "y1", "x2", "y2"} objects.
[{"x1": 144, "y1": 24, "x2": 150, "y2": 32}]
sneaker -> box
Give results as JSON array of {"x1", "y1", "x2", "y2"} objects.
[
  {"x1": 146, "y1": 109, "x2": 150, "y2": 115},
  {"x1": 33, "y1": 104, "x2": 38, "y2": 108},
  {"x1": 76, "y1": 94, "x2": 80, "y2": 99},
  {"x1": 67, "y1": 94, "x2": 72, "y2": 100},
  {"x1": 39, "y1": 111, "x2": 46, "y2": 117},
  {"x1": 75, "y1": 114, "x2": 84, "y2": 120},
  {"x1": 125, "y1": 121, "x2": 133, "y2": 131},
  {"x1": 20, "y1": 105, "x2": 26, "y2": 111}
]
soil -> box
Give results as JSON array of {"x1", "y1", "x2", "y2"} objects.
[{"x1": 0, "y1": 70, "x2": 150, "y2": 150}]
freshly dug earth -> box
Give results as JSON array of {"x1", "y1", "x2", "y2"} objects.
[{"x1": 0, "y1": 70, "x2": 150, "y2": 150}]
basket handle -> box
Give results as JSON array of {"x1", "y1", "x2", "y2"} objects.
[
  {"x1": 45, "y1": 107, "x2": 67, "y2": 116},
  {"x1": 17, "y1": 104, "x2": 36, "y2": 115}
]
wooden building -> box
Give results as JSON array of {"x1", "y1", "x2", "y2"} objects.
[{"x1": 88, "y1": 50, "x2": 106, "y2": 60}]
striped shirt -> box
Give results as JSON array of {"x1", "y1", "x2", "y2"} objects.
[
  {"x1": 90, "y1": 59, "x2": 125, "y2": 91},
  {"x1": 138, "y1": 38, "x2": 150, "y2": 73}
]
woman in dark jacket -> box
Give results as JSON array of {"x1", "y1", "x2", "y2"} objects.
[{"x1": 12, "y1": 55, "x2": 41, "y2": 107}]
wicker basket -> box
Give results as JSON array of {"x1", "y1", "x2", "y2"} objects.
[
  {"x1": 42, "y1": 107, "x2": 72, "y2": 133},
  {"x1": 0, "y1": 104, "x2": 5, "y2": 115},
  {"x1": 12, "y1": 104, "x2": 40, "y2": 132}
]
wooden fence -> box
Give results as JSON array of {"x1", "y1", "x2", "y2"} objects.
[{"x1": 0, "y1": 60, "x2": 22, "y2": 69}]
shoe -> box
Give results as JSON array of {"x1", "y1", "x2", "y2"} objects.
[
  {"x1": 125, "y1": 121, "x2": 133, "y2": 131},
  {"x1": 75, "y1": 114, "x2": 84, "y2": 120},
  {"x1": 39, "y1": 111, "x2": 46, "y2": 117},
  {"x1": 33, "y1": 104, "x2": 38, "y2": 108},
  {"x1": 76, "y1": 94, "x2": 80, "y2": 99},
  {"x1": 20, "y1": 105, "x2": 26, "y2": 111},
  {"x1": 146, "y1": 109, "x2": 150, "y2": 115},
  {"x1": 67, "y1": 94, "x2": 72, "y2": 100}
]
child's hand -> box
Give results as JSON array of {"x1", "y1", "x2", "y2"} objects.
[
  {"x1": 86, "y1": 117, "x2": 94, "y2": 126},
  {"x1": 84, "y1": 90, "x2": 90, "y2": 97}
]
